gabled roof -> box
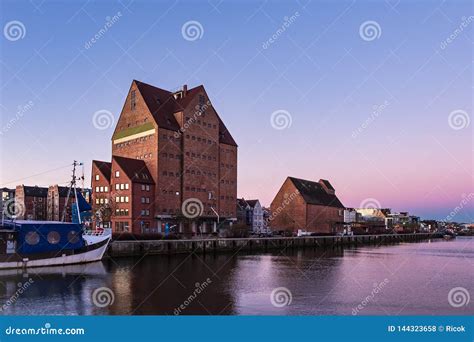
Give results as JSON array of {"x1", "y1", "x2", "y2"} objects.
[
  {"x1": 319, "y1": 179, "x2": 335, "y2": 191},
  {"x1": 288, "y1": 177, "x2": 344, "y2": 208},
  {"x1": 21, "y1": 185, "x2": 48, "y2": 197},
  {"x1": 246, "y1": 200, "x2": 259, "y2": 208},
  {"x1": 92, "y1": 160, "x2": 112, "y2": 181},
  {"x1": 112, "y1": 156, "x2": 154, "y2": 184},
  {"x1": 237, "y1": 198, "x2": 248, "y2": 208},
  {"x1": 133, "y1": 80, "x2": 237, "y2": 146}
]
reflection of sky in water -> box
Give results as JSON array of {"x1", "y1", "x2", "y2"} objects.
[{"x1": 0, "y1": 238, "x2": 472, "y2": 315}]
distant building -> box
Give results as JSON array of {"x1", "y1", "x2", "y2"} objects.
[
  {"x1": 236, "y1": 198, "x2": 265, "y2": 234},
  {"x1": 1, "y1": 187, "x2": 15, "y2": 218},
  {"x1": 15, "y1": 185, "x2": 48, "y2": 220},
  {"x1": 270, "y1": 177, "x2": 345, "y2": 234},
  {"x1": 47, "y1": 185, "x2": 73, "y2": 222}
]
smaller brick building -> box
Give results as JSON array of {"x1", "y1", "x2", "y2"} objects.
[
  {"x1": 270, "y1": 177, "x2": 345, "y2": 234},
  {"x1": 15, "y1": 185, "x2": 48, "y2": 220},
  {"x1": 91, "y1": 156, "x2": 155, "y2": 234},
  {"x1": 47, "y1": 185, "x2": 73, "y2": 221}
]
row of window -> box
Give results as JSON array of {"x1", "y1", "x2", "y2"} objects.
[
  {"x1": 141, "y1": 197, "x2": 151, "y2": 204},
  {"x1": 162, "y1": 152, "x2": 181, "y2": 160},
  {"x1": 25, "y1": 230, "x2": 79, "y2": 245},
  {"x1": 220, "y1": 179, "x2": 235, "y2": 185},
  {"x1": 161, "y1": 133, "x2": 180, "y2": 141},
  {"x1": 115, "y1": 183, "x2": 129, "y2": 190},
  {"x1": 115, "y1": 208, "x2": 129, "y2": 216},
  {"x1": 185, "y1": 169, "x2": 217, "y2": 178},
  {"x1": 185, "y1": 135, "x2": 216, "y2": 145},
  {"x1": 185, "y1": 152, "x2": 217, "y2": 161},
  {"x1": 95, "y1": 186, "x2": 109, "y2": 193},
  {"x1": 220, "y1": 163, "x2": 235, "y2": 169},
  {"x1": 141, "y1": 184, "x2": 151, "y2": 191},
  {"x1": 115, "y1": 134, "x2": 153, "y2": 148},
  {"x1": 115, "y1": 221, "x2": 130, "y2": 232},
  {"x1": 115, "y1": 196, "x2": 130, "y2": 203},
  {"x1": 140, "y1": 209, "x2": 150, "y2": 216},
  {"x1": 95, "y1": 198, "x2": 109, "y2": 204},
  {"x1": 184, "y1": 117, "x2": 217, "y2": 130}
]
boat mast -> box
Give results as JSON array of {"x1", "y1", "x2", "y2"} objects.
[{"x1": 61, "y1": 161, "x2": 83, "y2": 224}]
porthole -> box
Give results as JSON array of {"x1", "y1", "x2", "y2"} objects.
[
  {"x1": 47, "y1": 231, "x2": 61, "y2": 244},
  {"x1": 25, "y1": 231, "x2": 40, "y2": 245},
  {"x1": 67, "y1": 231, "x2": 80, "y2": 244}
]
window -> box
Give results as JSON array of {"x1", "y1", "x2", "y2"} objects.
[
  {"x1": 145, "y1": 185, "x2": 150, "y2": 191},
  {"x1": 120, "y1": 196, "x2": 124, "y2": 203},
  {"x1": 95, "y1": 186, "x2": 99, "y2": 192},
  {"x1": 95, "y1": 174, "x2": 99, "y2": 181},
  {"x1": 120, "y1": 184, "x2": 124, "y2": 190},
  {"x1": 125, "y1": 196, "x2": 129, "y2": 203},
  {"x1": 125, "y1": 183, "x2": 129, "y2": 190},
  {"x1": 141, "y1": 197, "x2": 145, "y2": 204},
  {"x1": 99, "y1": 186, "x2": 104, "y2": 192},
  {"x1": 115, "y1": 171, "x2": 120, "y2": 178},
  {"x1": 25, "y1": 231, "x2": 40, "y2": 245},
  {"x1": 47, "y1": 231, "x2": 61, "y2": 244},
  {"x1": 95, "y1": 198, "x2": 99, "y2": 204},
  {"x1": 115, "y1": 184, "x2": 120, "y2": 190},
  {"x1": 104, "y1": 186, "x2": 108, "y2": 192},
  {"x1": 141, "y1": 184, "x2": 145, "y2": 191},
  {"x1": 131, "y1": 90, "x2": 136, "y2": 110},
  {"x1": 105, "y1": 198, "x2": 109, "y2": 204}
]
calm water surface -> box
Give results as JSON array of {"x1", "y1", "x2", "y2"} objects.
[{"x1": 0, "y1": 237, "x2": 472, "y2": 315}]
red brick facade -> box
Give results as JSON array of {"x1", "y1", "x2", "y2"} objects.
[
  {"x1": 14, "y1": 185, "x2": 48, "y2": 221},
  {"x1": 270, "y1": 177, "x2": 345, "y2": 234},
  {"x1": 91, "y1": 80, "x2": 238, "y2": 235}
]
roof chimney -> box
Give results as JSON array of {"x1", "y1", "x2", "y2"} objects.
[{"x1": 183, "y1": 84, "x2": 187, "y2": 96}]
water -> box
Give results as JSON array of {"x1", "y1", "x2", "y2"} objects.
[{"x1": 0, "y1": 237, "x2": 472, "y2": 315}]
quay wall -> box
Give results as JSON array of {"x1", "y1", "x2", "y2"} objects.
[{"x1": 107, "y1": 233, "x2": 441, "y2": 257}]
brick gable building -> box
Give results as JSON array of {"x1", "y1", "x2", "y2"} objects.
[
  {"x1": 92, "y1": 80, "x2": 237, "y2": 235},
  {"x1": 270, "y1": 177, "x2": 345, "y2": 234}
]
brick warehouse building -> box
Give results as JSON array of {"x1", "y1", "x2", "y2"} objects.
[
  {"x1": 92, "y1": 80, "x2": 238, "y2": 235},
  {"x1": 270, "y1": 177, "x2": 345, "y2": 234}
]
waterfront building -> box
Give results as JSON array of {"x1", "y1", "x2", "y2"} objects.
[
  {"x1": 236, "y1": 198, "x2": 265, "y2": 234},
  {"x1": 270, "y1": 177, "x2": 345, "y2": 234},
  {"x1": 91, "y1": 80, "x2": 238, "y2": 235},
  {"x1": 47, "y1": 185, "x2": 73, "y2": 221},
  {"x1": 14, "y1": 185, "x2": 48, "y2": 220}
]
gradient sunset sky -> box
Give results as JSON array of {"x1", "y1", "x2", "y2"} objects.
[{"x1": 0, "y1": 0, "x2": 472, "y2": 221}]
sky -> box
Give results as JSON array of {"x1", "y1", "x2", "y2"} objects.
[{"x1": 0, "y1": 0, "x2": 472, "y2": 222}]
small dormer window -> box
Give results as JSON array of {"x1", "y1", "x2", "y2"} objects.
[{"x1": 115, "y1": 171, "x2": 120, "y2": 178}]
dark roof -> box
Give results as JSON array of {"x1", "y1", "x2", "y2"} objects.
[
  {"x1": 54, "y1": 186, "x2": 70, "y2": 197},
  {"x1": 133, "y1": 80, "x2": 237, "y2": 147},
  {"x1": 246, "y1": 200, "x2": 259, "y2": 208},
  {"x1": 112, "y1": 156, "x2": 154, "y2": 184},
  {"x1": 288, "y1": 177, "x2": 344, "y2": 208},
  {"x1": 22, "y1": 186, "x2": 48, "y2": 197},
  {"x1": 92, "y1": 160, "x2": 112, "y2": 180},
  {"x1": 237, "y1": 198, "x2": 248, "y2": 208},
  {"x1": 319, "y1": 179, "x2": 335, "y2": 191}
]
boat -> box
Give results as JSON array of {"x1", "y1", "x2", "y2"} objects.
[
  {"x1": 0, "y1": 161, "x2": 111, "y2": 270},
  {"x1": 0, "y1": 220, "x2": 110, "y2": 270}
]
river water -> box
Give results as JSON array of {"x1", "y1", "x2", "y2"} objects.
[{"x1": 0, "y1": 237, "x2": 472, "y2": 315}]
